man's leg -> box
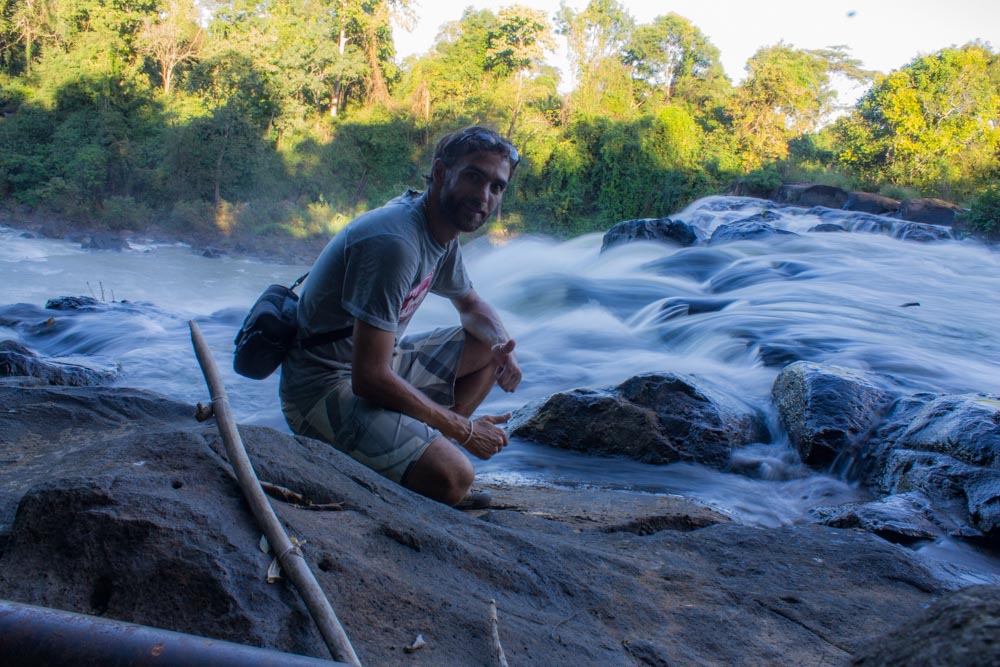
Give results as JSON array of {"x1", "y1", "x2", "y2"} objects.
[
  {"x1": 402, "y1": 436, "x2": 475, "y2": 505},
  {"x1": 452, "y1": 334, "x2": 499, "y2": 417}
]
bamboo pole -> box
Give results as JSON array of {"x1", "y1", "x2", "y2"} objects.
[{"x1": 189, "y1": 320, "x2": 361, "y2": 666}]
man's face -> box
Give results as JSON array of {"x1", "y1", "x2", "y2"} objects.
[{"x1": 436, "y1": 151, "x2": 512, "y2": 233}]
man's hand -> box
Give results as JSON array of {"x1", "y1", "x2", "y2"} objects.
[
  {"x1": 491, "y1": 340, "x2": 522, "y2": 393},
  {"x1": 460, "y1": 413, "x2": 511, "y2": 460}
]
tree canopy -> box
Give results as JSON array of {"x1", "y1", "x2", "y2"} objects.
[{"x1": 0, "y1": 1, "x2": 997, "y2": 240}]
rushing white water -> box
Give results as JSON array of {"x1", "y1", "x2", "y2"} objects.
[{"x1": 2, "y1": 196, "x2": 999, "y2": 583}]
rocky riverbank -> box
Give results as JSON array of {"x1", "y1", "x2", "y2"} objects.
[{"x1": 1, "y1": 380, "x2": 997, "y2": 665}]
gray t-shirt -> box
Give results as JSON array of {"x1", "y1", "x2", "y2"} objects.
[{"x1": 280, "y1": 190, "x2": 472, "y2": 402}]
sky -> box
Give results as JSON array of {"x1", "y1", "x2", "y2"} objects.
[{"x1": 392, "y1": 0, "x2": 1000, "y2": 101}]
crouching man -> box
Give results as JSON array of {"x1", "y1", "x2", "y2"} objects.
[{"x1": 280, "y1": 126, "x2": 522, "y2": 506}]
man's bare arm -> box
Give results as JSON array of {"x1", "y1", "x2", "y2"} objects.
[
  {"x1": 452, "y1": 289, "x2": 522, "y2": 392},
  {"x1": 350, "y1": 319, "x2": 507, "y2": 459}
]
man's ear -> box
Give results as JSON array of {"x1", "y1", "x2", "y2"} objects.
[{"x1": 431, "y1": 158, "x2": 446, "y2": 185}]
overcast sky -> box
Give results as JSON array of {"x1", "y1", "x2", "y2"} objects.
[{"x1": 393, "y1": 0, "x2": 1000, "y2": 98}]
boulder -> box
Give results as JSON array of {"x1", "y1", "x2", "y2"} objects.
[
  {"x1": 601, "y1": 218, "x2": 697, "y2": 252},
  {"x1": 0, "y1": 384, "x2": 948, "y2": 666},
  {"x1": 775, "y1": 183, "x2": 850, "y2": 209},
  {"x1": 892, "y1": 394, "x2": 1000, "y2": 468},
  {"x1": 843, "y1": 192, "x2": 901, "y2": 215},
  {"x1": 852, "y1": 585, "x2": 1000, "y2": 667},
  {"x1": 772, "y1": 361, "x2": 894, "y2": 468},
  {"x1": 898, "y1": 198, "x2": 964, "y2": 226},
  {"x1": 0, "y1": 340, "x2": 120, "y2": 386},
  {"x1": 809, "y1": 223, "x2": 846, "y2": 233},
  {"x1": 83, "y1": 232, "x2": 130, "y2": 252},
  {"x1": 811, "y1": 491, "x2": 946, "y2": 545},
  {"x1": 894, "y1": 222, "x2": 953, "y2": 242},
  {"x1": 708, "y1": 213, "x2": 799, "y2": 245},
  {"x1": 509, "y1": 372, "x2": 769, "y2": 468},
  {"x1": 865, "y1": 393, "x2": 1000, "y2": 541},
  {"x1": 965, "y1": 470, "x2": 1000, "y2": 540}
]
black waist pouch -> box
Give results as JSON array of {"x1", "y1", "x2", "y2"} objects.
[{"x1": 232, "y1": 282, "x2": 302, "y2": 380}]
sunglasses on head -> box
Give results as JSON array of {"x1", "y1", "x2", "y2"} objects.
[{"x1": 445, "y1": 130, "x2": 519, "y2": 166}]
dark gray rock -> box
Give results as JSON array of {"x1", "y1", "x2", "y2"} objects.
[
  {"x1": 852, "y1": 585, "x2": 1000, "y2": 667},
  {"x1": 708, "y1": 213, "x2": 799, "y2": 245},
  {"x1": 894, "y1": 222, "x2": 954, "y2": 242},
  {"x1": 44, "y1": 295, "x2": 102, "y2": 310},
  {"x1": 865, "y1": 393, "x2": 1000, "y2": 541},
  {"x1": 772, "y1": 361, "x2": 894, "y2": 468},
  {"x1": 876, "y1": 449, "x2": 978, "y2": 500},
  {"x1": 83, "y1": 232, "x2": 130, "y2": 251},
  {"x1": 898, "y1": 198, "x2": 965, "y2": 226},
  {"x1": 0, "y1": 385, "x2": 950, "y2": 666},
  {"x1": 601, "y1": 218, "x2": 697, "y2": 252},
  {"x1": 0, "y1": 340, "x2": 119, "y2": 386},
  {"x1": 811, "y1": 491, "x2": 946, "y2": 545},
  {"x1": 843, "y1": 191, "x2": 900, "y2": 215},
  {"x1": 809, "y1": 222, "x2": 846, "y2": 232},
  {"x1": 510, "y1": 372, "x2": 769, "y2": 468},
  {"x1": 775, "y1": 183, "x2": 850, "y2": 209},
  {"x1": 892, "y1": 394, "x2": 1000, "y2": 468},
  {"x1": 965, "y1": 470, "x2": 1000, "y2": 540}
]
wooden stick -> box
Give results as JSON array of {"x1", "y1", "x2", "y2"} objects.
[
  {"x1": 189, "y1": 320, "x2": 361, "y2": 666},
  {"x1": 488, "y1": 599, "x2": 509, "y2": 667}
]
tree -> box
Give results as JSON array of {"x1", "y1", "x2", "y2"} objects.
[
  {"x1": 556, "y1": 0, "x2": 634, "y2": 113},
  {"x1": 835, "y1": 43, "x2": 1000, "y2": 198},
  {"x1": 623, "y1": 12, "x2": 727, "y2": 108},
  {"x1": 727, "y1": 43, "x2": 868, "y2": 171},
  {"x1": 139, "y1": 0, "x2": 204, "y2": 94}
]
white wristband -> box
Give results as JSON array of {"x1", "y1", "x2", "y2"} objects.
[{"x1": 461, "y1": 420, "x2": 475, "y2": 446}]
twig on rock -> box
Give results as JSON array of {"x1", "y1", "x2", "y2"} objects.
[
  {"x1": 259, "y1": 481, "x2": 344, "y2": 511},
  {"x1": 489, "y1": 599, "x2": 509, "y2": 667}
]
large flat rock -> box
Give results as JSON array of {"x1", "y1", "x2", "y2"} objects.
[{"x1": 0, "y1": 384, "x2": 952, "y2": 665}]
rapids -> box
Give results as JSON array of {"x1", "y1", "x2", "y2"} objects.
[{"x1": 3, "y1": 196, "x2": 999, "y2": 583}]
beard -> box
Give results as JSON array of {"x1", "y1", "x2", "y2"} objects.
[{"x1": 438, "y1": 189, "x2": 492, "y2": 233}]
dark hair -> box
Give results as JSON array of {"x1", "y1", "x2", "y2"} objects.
[{"x1": 423, "y1": 126, "x2": 519, "y2": 184}]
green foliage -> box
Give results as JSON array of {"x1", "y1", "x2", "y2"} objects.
[
  {"x1": 0, "y1": 1, "x2": 994, "y2": 246},
  {"x1": 962, "y1": 184, "x2": 1000, "y2": 237},
  {"x1": 834, "y1": 43, "x2": 1000, "y2": 200}
]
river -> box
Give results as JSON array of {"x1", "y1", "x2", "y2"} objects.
[{"x1": 2, "y1": 195, "x2": 999, "y2": 584}]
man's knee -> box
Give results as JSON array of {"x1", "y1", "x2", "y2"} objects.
[{"x1": 403, "y1": 438, "x2": 474, "y2": 506}]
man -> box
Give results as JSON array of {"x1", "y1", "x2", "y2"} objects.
[{"x1": 280, "y1": 126, "x2": 522, "y2": 507}]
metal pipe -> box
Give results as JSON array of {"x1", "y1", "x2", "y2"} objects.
[{"x1": 0, "y1": 599, "x2": 347, "y2": 667}]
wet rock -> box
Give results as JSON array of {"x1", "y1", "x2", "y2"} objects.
[
  {"x1": 892, "y1": 394, "x2": 1000, "y2": 468},
  {"x1": 811, "y1": 491, "x2": 945, "y2": 545},
  {"x1": 510, "y1": 372, "x2": 769, "y2": 468},
  {"x1": 708, "y1": 257, "x2": 813, "y2": 293},
  {"x1": 83, "y1": 232, "x2": 130, "y2": 252},
  {"x1": 809, "y1": 223, "x2": 846, "y2": 232},
  {"x1": 843, "y1": 192, "x2": 900, "y2": 215},
  {"x1": 641, "y1": 247, "x2": 736, "y2": 282},
  {"x1": 202, "y1": 246, "x2": 227, "y2": 259},
  {"x1": 44, "y1": 295, "x2": 102, "y2": 311},
  {"x1": 898, "y1": 198, "x2": 965, "y2": 226},
  {"x1": 0, "y1": 340, "x2": 119, "y2": 386},
  {"x1": 877, "y1": 449, "x2": 977, "y2": 501},
  {"x1": 708, "y1": 213, "x2": 799, "y2": 245},
  {"x1": 852, "y1": 585, "x2": 1000, "y2": 667},
  {"x1": 0, "y1": 385, "x2": 952, "y2": 665},
  {"x1": 965, "y1": 470, "x2": 1000, "y2": 541},
  {"x1": 865, "y1": 393, "x2": 1000, "y2": 541},
  {"x1": 895, "y1": 222, "x2": 953, "y2": 242},
  {"x1": 601, "y1": 218, "x2": 697, "y2": 252},
  {"x1": 775, "y1": 183, "x2": 849, "y2": 209},
  {"x1": 772, "y1": 361, "x2": 894, "y2": 468}
]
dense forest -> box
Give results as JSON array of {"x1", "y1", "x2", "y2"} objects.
[{"x1": 1, "y1": 0, "x2": 998, "y2": 244}]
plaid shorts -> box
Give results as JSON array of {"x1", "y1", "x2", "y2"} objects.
[{"x1": 282, "y1": 326, "x2": 466, "y2": 483}]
